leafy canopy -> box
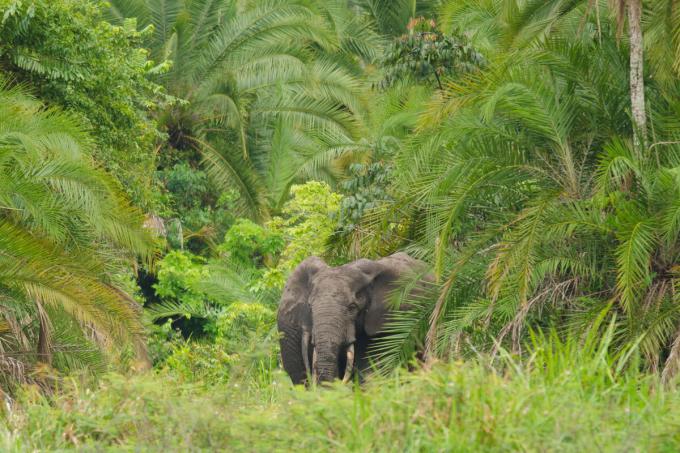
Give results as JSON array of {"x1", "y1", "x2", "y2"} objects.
[{"x1": 0, "y1": 0, "x2": 166, "y2": 207}]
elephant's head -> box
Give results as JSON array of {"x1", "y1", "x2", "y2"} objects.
[{"x1": 277, "y1": 253, "x2": 427, "y2": 385}]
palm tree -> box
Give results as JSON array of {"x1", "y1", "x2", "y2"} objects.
[
  {"x1": 0, "y1": 83, "x2": 153, "y2": 390},
  {"x1": 105, "y1": 0, "x2": 370, "y2": 219},
  {"x1": 329, "y1": 82, "x2": 434, "y2": 260},
  {"x1": 371, "y1": 1, "x2": 680, "y2": 376},
  {"x1": 440, "y1": 0, "x2": 651, "y2": 147}
]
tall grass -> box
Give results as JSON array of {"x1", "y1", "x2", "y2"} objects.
[{"x1": 2, "y1": 323, "x2": 680, "y2": 452}]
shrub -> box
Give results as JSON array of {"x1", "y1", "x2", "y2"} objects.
[
  {"x1": 152, "y1": 251, "x2": 210, "y2": 310},
  {"x1": 380, "y1": 17, "x2": 484, "y2": 89},
  {"x1": 164, "y1": 342, "x2": 236, "y2": 385},
  {"x1": 155, "y1": 302, "x2": 277, "y2": 386},
  {"x1": 157, "y1": 163, "x2": 237, "y2": 252},
  {"x1": 145, "y1": 320, "x2": 184, "y2": 366},
  {"x1": 218, "y1": 219, "x2": 284, "y2": 269},
  {"x1": 215, "y1": 302, "x2": 276, "y2": 346},
  {"x1": 262, "y1": 181, "x2": 342, "y2": 288}
]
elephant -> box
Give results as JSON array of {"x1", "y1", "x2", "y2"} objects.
[{"x1": 276, "y1": 252, "x2": 430, "y2": 385}]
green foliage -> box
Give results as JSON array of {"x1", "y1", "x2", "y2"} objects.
[
  {"x1": 0, "y1": 82, "x2": 152, "y2": 391},
  {"x1": 157, "y1": 301, "x2": 278, "y2": 385},
  {"x1": 380, "y1": 16, "x2": 484, "y2": 89},
  {"x1": 351, "y1": 0, "x2": 439, "y2": 36},
  {"x1": 218, "y1": 219, "x2": 284, "y2": 269},
  {"x1": 7, "y1": 1, "x2": 680, "y2": 440},
  {"x1": 275, "y1": 181, "x2": 342, "y2": 264},
  {"x1": 149, "y1": 181, "x2": 340, "y2": 337},
  {"x1": 145, "y1": 181, "x2": 340, "y2": 380},
  {"x1": 330, "y1": 82, "x2": 430, "y2": 259},
  {"x1": 0, "y1": 0, "x2": 165, "y2": 207},
  {"x1": 105, "y1": 0, "x2": 368, "y2": 219},
  {"x1": 145, "y1": 319, "x2": 183, "y2": 365},
  {"x1": 264, "y1": 181, "x2": 342, "y2": 285},
  {"x1": 150, "y1": 300, "x2": 277, "y2": 385},
  {"x1": 215, "y1": 303, "x2": 275, "y2": 345},
  {"x1": 364, "y1": 0, "x2": 680, "y2": 377},
  {"x1": 164, "y1": 342, "x2": 236, "y2": 384},
  {"x1": 5, "y1": 330, "x2": 680, "y2": 451},
  {"x1": 153, "y1": 251, "x2": 210, "y2": 311},
  {"x1": 157, "y1": 163, "x2": 236, "y2": 248},
  {"x1": 339, "y1": 161, "x2": 393, "y2": 231}
]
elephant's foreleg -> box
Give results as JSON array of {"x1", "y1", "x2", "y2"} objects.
[{"x1": 279, "y1": 327, "x2": 307, "y2": 385}]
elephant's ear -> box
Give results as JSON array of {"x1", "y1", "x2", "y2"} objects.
[
  {"x1": 277, "y1": 256, "x2": 328, "y2": 385},
  {"x1": 353, "y1": 253, "x2": 427, "y2": 337},
  {"x1": 278, "y1": 256, "x2": 327, "y2": 321}
]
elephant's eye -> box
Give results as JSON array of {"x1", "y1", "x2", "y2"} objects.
[{"x1": 348, "y1": 302, "x2": 359, "y2": 311}]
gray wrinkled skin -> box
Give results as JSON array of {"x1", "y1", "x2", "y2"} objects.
[{"x1": 277, "y1": 252, "x2": 429, "y2": 385}]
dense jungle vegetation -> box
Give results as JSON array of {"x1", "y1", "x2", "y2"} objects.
[{"x1": 1, "y1": 0, "x2": 680, "y2": 450}]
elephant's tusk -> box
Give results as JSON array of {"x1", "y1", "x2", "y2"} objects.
[
  {"x1": 301, "y1": 331, "x2": 311, "y2": 380},
  {"x1": 342, "y1": 344, "x2": 355, "y2": 384},
  {"x1": 312, "y1": 348, "x2": 318, "y2": 384}
]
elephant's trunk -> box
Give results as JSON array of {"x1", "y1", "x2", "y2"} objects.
[
  {"x1": 311, "y1": 316, "x2": 346, "y2": 383},
  {"x1": 312, "y1": 339, "x2": 341, "y2": 383},
  {"x1": 316, "y1": 364, "x2": 338, "y2": 383},
  {"x1": 311, "y1": 295, "x2": 354, "y2": 383},
  {"x1": 313, "y1": 343, "x2": 354, "y2": 384}
]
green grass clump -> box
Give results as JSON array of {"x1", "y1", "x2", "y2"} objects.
[{"x1": 4, "y1": 326, "x2": 680, "y2": 453}]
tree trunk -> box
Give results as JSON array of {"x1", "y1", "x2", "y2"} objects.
[{"x1": 627, "y1": 0, "x2": 647, "y2": 148}]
